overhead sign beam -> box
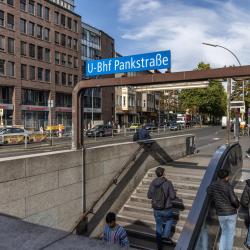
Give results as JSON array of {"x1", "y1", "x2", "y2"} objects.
[
  {"x1": 86, "y1": 50, "x2": 171, "y2": 76},
  {"x1": 134, "y1": 81, "x2": 209, "y2": 92}
]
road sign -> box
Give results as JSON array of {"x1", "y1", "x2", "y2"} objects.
[
  {"x1": 0, "y1": 109, "x2": 3, "y2": 116},
  {"x1": 86, "y1": 50, "x2": 171, "y2": 77},
  {"x1": 230, "y1": 101, "x2": 245, "y2": 110},
  {"x1": 48, "y1": 100, "x2": 54, "y2": 108},
  {"x1": 240, "y1": 106, "x2": 245, "y2": 113}
]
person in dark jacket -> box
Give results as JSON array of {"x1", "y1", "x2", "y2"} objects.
[
  {"x1": 138, "y1": 124, "x2": 150, "y2": 140},
  {"x1": 240, "y1": 179, "x2": 250, "y2": 249},
  {"x1": 147, "y1": 167, "x2": 176, "y2": 250},
  {"x1": 207, "y1": 169, "x2": 239, "y2": 250}
]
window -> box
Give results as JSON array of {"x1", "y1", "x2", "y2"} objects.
[
  {"x1": 60, "y1": 14, "x2": 65, "y2": 26},
  {"x1": 0, "y1": 11, "x2": 4, "y2": 26},
  {"x1": 54, "y1": 11, "x2": 59, "y2": 24},
  {"x1": 29, "y1": 43, "x2": 35, "y2": 58},
  {"x1": 37, "y1": 46, "x2": 43, "y2": 60},
  {"x1": 7, "y1": 14, "x2": 14, "y2": 29},
  {"x1": 37, "y1": 25, "x2": 42, "y2": 39},
  {"x1": 67, "y1": 36, "x2": 72, "y2": 48},
  {"x1": 7, "y1": 61, "x2": 14, "y2": 77},
  {"x1": 0, "y1": 36, "x2": 5, "y2": 51},
  {"x1": 28, "y1": 22, "x2": 35, "y2": 36},
  {"x1": 44, "y1": 48, "x2": 50, "y2": 62},
  {"x1": 73, "y1": 39, "x2": 77, "y2": 50},
  {"x1": 28, "y1": 0, "x2": 35, "y2": 15},
  {"x1": 45, "y1": 69, "x2": 50, "y2": 82},
  {"x1": 37, "y1": 67, "x2": 43, "y2": 81},
  {"x1": 7, "y1": 37, "x2": 14, "y2": 54},
  {"x1": 21, "y1": 64, "x2": 27, "y2": 79},
  {"x1": 20, "y1": 18, "x2": 26, "y2": 33},
  {"x1": 68, "y1": 55, "x2": 72, "y2": 67},
  {"x1": 61, "y1": 72, "x2": 66, "y2": 85},
  {"x1": 44, "y1": 7, "x2": 49, "y2": 21},
  {"x1": 43, "y1": 28, "x2": 49, "y2": 41},
  {"x1": 61, "y1": 53, "x2": 66, "y2": 66},
  {"x1": 20, "y1": 0, "x2": 26, "y2": 11},
  {"x1": 7, "y1": 0, "x2": 13, "y2": 6},
  {"x1": 67, "y1": 17, "x2": 72, "y2": 29},
  {"x1": 0, "y1": 60, "x2": 5, "y2": 75},
  {"x1": 29, "y1": 65, "x2": 35, "y2": 80},
  {"x1": 37, "y1": 3, "x2": 42, "y2": 18},
  {"x1": 73, "y1": 20, "x2": 78, "y2": 32},
  {"x1": 55, "y1": 71, "x2": 60, "y2": 84},
  {"x1": 55, "y1": 32, "x2": 59, "y2": 44},
  {"x1": 55, "y1": 51, "x2": 60, "y2": 64},
  {"x1": 61, "y1": 34, "x2": 66, "y2": 46},
  {"x1": 74, "y1": 57, "x2": 78, "y2": 68},
  {"x1": 81, "y1": 45, "x2": 87, "y2": 56},
  {"x1": 68, "y1": 74, "x2": 72, "y2": 86},
  {"x1": 74, "y1": 75, "x2": 78, "y2": 85},
  {"x1": 20, "y1": 41, "x2": 27, "y2": 56}
]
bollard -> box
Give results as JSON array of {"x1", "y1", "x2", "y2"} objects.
[
  {"x1": 164, "y1": 125, "x2": 166, "y2": 133},
  {"x1": 112, "y1": 129, "x2": 114, "y2": 138}
]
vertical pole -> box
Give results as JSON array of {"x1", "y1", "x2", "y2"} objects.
[
  {"x1": 91, "y1": 88, "x2": 94, "y2": 128},
  {"x1": 227, "y1": 78, "x2": 231, "y2": 144},
  {"x1": 242, "y1": 80, "x2": 245, "y2": 121},
  {"x1": 49, "y1": 104, "x2": 52, "y2": 146}
]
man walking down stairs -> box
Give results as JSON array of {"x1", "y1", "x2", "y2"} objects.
[{"x1": 116, "y1": 160, "x2": 206, "y2": 250}]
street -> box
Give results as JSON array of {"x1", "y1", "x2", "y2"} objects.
[{"x1": 0, "y1": 126, "x2": 230, "y2": 158}]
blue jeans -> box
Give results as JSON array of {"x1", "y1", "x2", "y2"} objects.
[
  {"x1": 154, "y1": 209, "x2": 173, "y2": 250},
  {"x1": 218, "y1": 214, "x2": 237, "y2": 250},
  {"x1": 246, "y1": 223, "x2": 250, "y2": 245}
]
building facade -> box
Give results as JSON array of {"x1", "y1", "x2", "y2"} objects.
[
  {"x1": 0, "y1": 0, "x2": 81, "y2": 130},
  {"x1": 81, "y1": 23, "x2": 115, "y2": 128}
]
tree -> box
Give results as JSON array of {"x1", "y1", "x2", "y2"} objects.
[{"x1": 179, "y1": 62, "x2": 227, "y2": 123}]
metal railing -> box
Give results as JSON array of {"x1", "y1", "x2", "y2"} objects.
[{"x1": 175, "y1": 143, "x2": 242, "y2": 250}]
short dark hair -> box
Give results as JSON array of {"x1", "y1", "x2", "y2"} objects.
[
  {"x1": 217, "y1": 169, "x2": 229, "y2": 179},
  {"x1": 155, "y1": 167, "x2": 165, "y2": 177},
  {"x1": 106, "y1": 212, "x2": 116, "y2": 224}
]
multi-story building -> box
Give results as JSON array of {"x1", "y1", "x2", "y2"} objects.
[
  {"x1": 0, "y1": 0, "x2": 81, "y2": 129},
  {"x1": 81, "y1": 22, "x2": 102, "y2": 129},
  {"x1": 81, "y1": 23, "x2": 115, "y2": 129},
  {"x1": 115, "y1": 68, "x2": 161, "y2": 126}
]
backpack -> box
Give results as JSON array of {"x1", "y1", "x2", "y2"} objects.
[
  {"x1": 133, "y1": 131, "x2": 139, "y2": 141},
  {"x1": 152, "y1": 183, "x2": 165, "y2": 210}
]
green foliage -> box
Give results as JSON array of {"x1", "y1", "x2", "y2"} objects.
[{"x1": 179, "y1": 62, "x2": 227, "y2": 118}]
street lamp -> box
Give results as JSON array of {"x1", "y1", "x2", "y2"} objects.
[{"x1": 202, "y1": 42, "x2": 243, "y2": 143}]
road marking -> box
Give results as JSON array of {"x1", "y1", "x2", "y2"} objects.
[{"x1": 213, "y1": 138, "x2": 221, "y2": 141}]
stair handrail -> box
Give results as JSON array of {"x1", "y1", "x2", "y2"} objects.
[
  {"x1": 175, "y1": 143, "x2": 242, "y2": 250},
  {"x1": 71, "y1": 142, "x2": 146, "y2": 233}
]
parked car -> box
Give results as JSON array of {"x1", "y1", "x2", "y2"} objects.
[
  {"x1": 129, "y1": 123, "x2": 142, "y2": 130},
  {"x1": 169, "y1": 122, "x2": 182, "y2": 131},
  {"x1": 0, "y1": 127, "x2": 31, "y2": 145},
  {"x1": 86, "y1": 125, "x2": 113, "y2": 137},
  {"x1": 145, "y1": 123, "x2": 157, "y2": 131}
]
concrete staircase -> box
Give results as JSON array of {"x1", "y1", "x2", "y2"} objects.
[{"x1": 117, "y1": 164, "x2": 206, "y2": 249}]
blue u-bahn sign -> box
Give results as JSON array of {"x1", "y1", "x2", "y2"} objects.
[{"x1": 86, "y1": 50, "x2": 171, "y2": 77}]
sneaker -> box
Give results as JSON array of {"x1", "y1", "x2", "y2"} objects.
[
  {"x1": 243, "y1": 242, "x2": 250, "y2": 249},
  {"x1": 162, "y1": 237, "x2": 174, "y2": 245}
]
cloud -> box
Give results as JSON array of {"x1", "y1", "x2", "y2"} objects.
[{"x1": 118, "y1": 0, "x2": 250, "y2": 71}]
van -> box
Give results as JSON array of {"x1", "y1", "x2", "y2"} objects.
[{"x1": 221, "y1": 116, "x2": 227, "y2": 129}]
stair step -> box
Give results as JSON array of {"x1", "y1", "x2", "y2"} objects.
[
  {"x1": 138, "y1": 182, "x2": 200, "y2": 191},
  {"x1": 141, "y1": 178, "x2": 202, "y2": 187},
  {"x1": 147, "y1": 171, "x2": 204, "y2": 180}
]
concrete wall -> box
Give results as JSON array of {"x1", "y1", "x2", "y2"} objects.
[
  {"x1": 0, "y1": 134, "x2": 193, "y2": 234},
  {"x1": 0, "y1": 150, "x2": 83, "y2": 231}
]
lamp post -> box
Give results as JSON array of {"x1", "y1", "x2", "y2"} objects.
[{"x1": 202, "y1": 42, "x2": 243, "y2": 143}]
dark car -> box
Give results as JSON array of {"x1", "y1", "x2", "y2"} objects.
[
  {"x1": 169, "y1": 122, "x2": 182, "y2": 131},
  {"x1": 145, "y1": 123, "x2": 157, "y2": 131},
  {"x1": 86, "y1": 125, "x2": 113, "y2": 137}
]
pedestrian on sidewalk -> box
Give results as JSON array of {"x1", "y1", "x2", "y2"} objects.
[
  {"x1": 147, "y1": 167, "x2": 176, "y2": 250},
  {"x1": 240, "y1": 179, "x2": 250, "y2": 249},
  {"x1": 207, "y1": 169, "x2": 239, "y2": 250},
  {"x1": 102, "y1": 212, "x2": 129, "y2": 248}
]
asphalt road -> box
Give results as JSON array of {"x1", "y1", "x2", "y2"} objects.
[{"x1": 0, "y1": 126, "x2": 229, "y2": 158}]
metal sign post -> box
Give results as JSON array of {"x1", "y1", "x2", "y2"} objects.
[
  {"x1": 48, "y1": 100, "x2": 54, "y2": 146},
  {"x1": 227, "y1": 78, "x2": 231, "y2": 144},
  {"x1": 0, "y1": 109, "x2": 3, "y2": 126}
]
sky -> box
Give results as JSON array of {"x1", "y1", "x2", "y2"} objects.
[{"x1": 75, "y1": 0, "x2": 250, "y2": 71}]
